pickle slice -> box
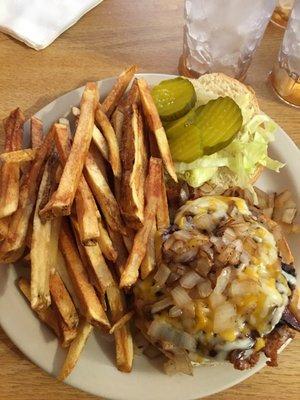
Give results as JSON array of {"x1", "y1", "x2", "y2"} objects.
[
  {"x1": 151, "y1": 77, "x2": 196, "y2": 121},
  {"x1": 169, "y1": 124, "x2": 203, "y2": 163},
  {"x1": 196, "y1": 97, "x2": 243, "y2": 155},
  {"x1": 165, "y1": 109, "x2": 196, "y2": 140},
  {"x1": 166, "y1": 105, "x2": 204, "y2": 140},
  {"x1": 168, "y1": 97, "x2": 242, "y2": 163}
]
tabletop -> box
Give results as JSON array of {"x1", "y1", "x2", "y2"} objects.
[{"x1": 0, "y1": 1, "x2": 299, "y2": 399}]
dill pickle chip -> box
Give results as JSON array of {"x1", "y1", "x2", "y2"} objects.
[
  {"x1": 194, "y1": 105, "x2": 205, "y2": 124},
  {"x1": 166, "y1": 105, "x2": 204, "y2": 140},
  {"x1": 151, "y1": 77, "x2": 196, "y2": 121},
  {"x1": 167, "y1": 98, "x2": 242, "y2": 163},
  {"x1": 196, "y1": 97, "x2": 243, "y2": 155},
  {"x1": 166, "y1": 109, "x2": 196, "y2": 140},
  {"x1": 169, "y1": 124, "x2": 203, "y2": 163}
]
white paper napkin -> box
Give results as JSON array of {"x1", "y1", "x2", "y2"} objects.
[{"x1": 0, "y1": 0, "x2": 103, "y2": 50}]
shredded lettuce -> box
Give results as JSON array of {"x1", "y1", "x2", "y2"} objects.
[{"x1": 175, "y1": 113, "x2": 284, "y2": 189}]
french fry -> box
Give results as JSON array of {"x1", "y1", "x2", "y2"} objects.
[
  {"x1": 92, "y1": 124, "x2": 109, "y2": 162},
  {"x1": 111, "y1": 108, "x2": 124, "y2": 203},
  {"x1": 120, "y1": 104, "x2": 148, "y2": 229},
  {"x1": 57, "y1": 117, "x2": 72, "y2": 133},
  {"x1": 137, "y1": 79, "x2": 177, "y2": 182},
  {"x1": 56, "y1": 250, "x2": 81, "y2": 312},
  {"x1": 0, "y1": 217, "x2": 9, "y2": 242},
  {"x1": 75, "y1": 179, "x2": 100, "y2": 246},
  {"x1": 40, "y1": 83, "x2": 98, "y2": 218},
  {"x1": 20, "y1": 116, "x2": 44, "y2": 176},
  {"x1": 102, "y1": 65, "x2": 138, "y2": 117},
  {"x1": 25, "y1": 219, "x2": 33, "y2": 249},
  {"x1": 107, "y1": 227, "x2": 128, "y2": 277},
  {"x1": 50, "y1": 272, "x2": 79, "y2": 329},
  {"x1": 58, "y1": 121, "x2": 111, "y2": 253},
  {"x1": 58, "y1": 319, "x2": 93, "y2": 380},
  {"x1": 84, "y1": 152, "x2": 126, "y2": 235},
  {"x1": 47, "y1": 264, "x2": 78, "y2": 347},
  {"x1": 71, "y1": 217, "x2": 115, "y2": 297},
  {"x1": 18, "y1": 277, "x2": 60, "y2": 337},
  {"x1": 112, "y1": 78, "x2": 141, "y2": 203},
  {"x1": 55, "y1": 311, "x2": 78, "y2": 348},
  {"x1": 54, "y1": 123, "x2": 100, "y2": 245},
  {"x1": 31, "y1": 153, "x2": 60, "y2": 310},
  {"x1": 141, "y1": 221, "x2": 156, "y2": 280},
  {"x1": 2, "y1": 108, "x2": 24, "y2": 151},
  {"x1": 71, "y1": 108, "x2": 109, "y2": 162},
  {"x1": 118, "y1": 78, "x2": 140, "y2": 116},
  {"x1": 59, "y1": 221, "x2": 110, "y2": 331},
  {"x1": 0, "y1": 108, "x2": 24, "y2": 218},
  {"x1": 89, "y1": 141, "x2": 109, "y2": 181},
  {"x1": 111, "y1": 78, "x2": 139, "y2": 147},
  {"x1": 111, "y1": 108, "x2": 125, "y2": 146},
  {"x1": 97, "y1": 219, "x2": 117, "y2": 262},
  {"x1": 72, "y1": 224, "x2": 108, "y2": 312},
  {"x1": 22, "y1": 251, "x2": 31, "y2": 263},
  {"x1": 72, "y1": 229, "x2": 106, "y2": 309},
  {"x1": 37, "y1": 152, "x2": 61, "y2": 219},
  {"x1": 0, "y1": 126, "x2": 55, "y2": 263},
  {"x1": 109, "y1": 311, "x2": 134, "y2": 334},
  {"x1": 106, "y1": 277, "x2": 134, "y2": 372},
  {"x1": 154, "y1": 228, "x2": 164, "y2": 267},
  {"x1": 114, "y1": 323, "x2": 134, "y2": 372},
  {"x1": 95, "y1": 106, "x2": 121, "y2": 178},
  {"x1": 0, "y1": 148, "x2": 37, "y2": 163},
  {"x1": 113, "y1": 80, "x2": 141, "y2": 208},
  {"x1": 148, "y1": 131, "x2": 161, "y2": 158},
  {"x1": 111, "y1": 83, "x2": 141, "y2": 225},
  {"x1": 122, "y1": 228, "x2": 134, "y2": 253},
  {"x1": 106, "y1": 286, "x2": 133, "y2": 372},
  {"x1": 109, "y1": 78, "x2": 139, "y2": 201},
  {"x1": 120, "y1": 158, "x2": 162, "y2": 288},
  {"x1": 111, "y1": 103, "x2": 127, "y2": 202},
  {"x1": 30, "y1": 116, "x2": 43, "y2": 148},
  {"x1": 156, "y1": 168, "x2": 170, "y2": 230},
  {"x1": 48, "y1": 216, "x2": 61, "y2": 268}
]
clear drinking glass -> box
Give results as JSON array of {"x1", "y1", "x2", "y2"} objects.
[
  {"x1": 269, "y1": 0, "x2": 300, "y2": 107},
  {"x1": 271, "y1": 0, "x2": 294, "y2": 28},
  {"x1": 179, "y1": 0, "x2": 276, "y2": 80}
]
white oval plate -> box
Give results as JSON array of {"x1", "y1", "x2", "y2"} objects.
[{"x1": 0, "y1": 74, "x2": 299, "y2": 400}]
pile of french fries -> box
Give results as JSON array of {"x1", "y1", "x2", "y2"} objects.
[{"x1": 0, "y1": 66, "x2": 175, "y2": 379}]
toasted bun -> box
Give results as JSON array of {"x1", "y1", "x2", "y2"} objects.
[
  {"x1": 191, "y1": 73, "x2": 260, "y2": 124},
  {"x1": 189, "y1": 73, "x2": 262, "y2": 187}
]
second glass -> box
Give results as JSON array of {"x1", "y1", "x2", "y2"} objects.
[
  {"x1": 269, "y1": 0, "x2": 300, "y2": 107},
  {"x1": 179, "y1": 0, "x2": 276, "y2": 80},
  {"x1": 271, "y1": 0, "x2": 295, "y2": 28}
]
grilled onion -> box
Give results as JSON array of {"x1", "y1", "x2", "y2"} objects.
[
  {"x1": 148, "y1": 320, "x2": 197, "y2": 352},
  {"x1": 180, "y1": 270, "x2": 202, "y2": 289},
  {"x1": 171, "y1": 286, "x2": 192, "y2": 308},
  {"x1": 151, "y1": 297, "x2": 173, "y2": 314}
]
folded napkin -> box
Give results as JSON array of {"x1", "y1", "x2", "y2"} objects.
[{"x1": 0, "y1": 0, "x2": 103, "y2": 50}]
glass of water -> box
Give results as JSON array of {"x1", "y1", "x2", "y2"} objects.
[
  {"x1": 179, "y1": 0, "x2": 276, "y2": 80},
  {"x1": 269, "y1": 0, "x2": 300, "y2": 107}
]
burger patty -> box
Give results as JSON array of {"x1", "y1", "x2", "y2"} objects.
[{"x1": 229, "y1": 323, "x2": 295, "y2": 370}]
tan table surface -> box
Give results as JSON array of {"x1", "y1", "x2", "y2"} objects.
[{"x1": 0, "y1": 1, "x2": 299, "y2": 399}]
